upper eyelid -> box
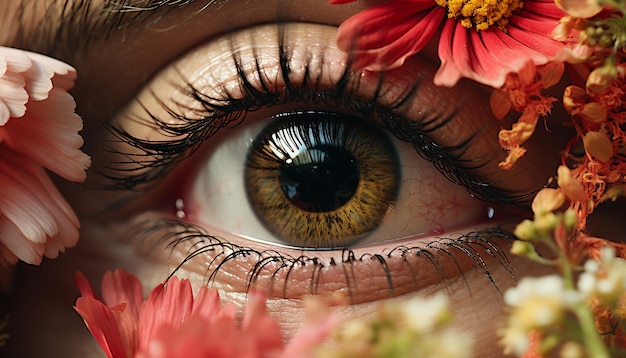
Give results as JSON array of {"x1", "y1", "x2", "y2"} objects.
[{"x1": 98, "y1": 23, "x2": 526, "y2": 207}]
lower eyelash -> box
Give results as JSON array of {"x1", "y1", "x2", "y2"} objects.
[{"x1": 131, "y1": 216, "x2": 516, "y2": 301}]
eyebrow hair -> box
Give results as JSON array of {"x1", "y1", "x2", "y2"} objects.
[{"x1": 9, "y1": 0, "x2": 221, "y2": 56}]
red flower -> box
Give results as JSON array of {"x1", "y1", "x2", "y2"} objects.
[
  {"x1": 75, "y1": 270, "x2": 337, "y2": 358},
  {"x1": 0, "y1": 47, "x2": 90, "y2": 272},
  {"x1": 333, "y1": 0, "x2": 569, "y2": 87}
]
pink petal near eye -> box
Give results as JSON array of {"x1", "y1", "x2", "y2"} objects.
[
  {"x1": 76, "y1": 270, "x2": 338, "y2": 358},
  {"x1": 0, "y1": 149, "x2": 80, "y2": 264},
  {"x1": 75, "y1": 271, "x2": 136, "y2": 358},
  {"x1": 0, "y1": 46, "x2": 90, "y2": 271},
  {"x1": 0, "y1": 47, "x2": 76, "y2": 125}
]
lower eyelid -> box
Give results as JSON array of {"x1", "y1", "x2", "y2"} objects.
[{"x1": 124, "y1": 213, "x2": 515, "y2": 303}]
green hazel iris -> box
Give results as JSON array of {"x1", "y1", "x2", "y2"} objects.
[{"x1": 245, "y1": 111, "x2": 400, "y2": 249}]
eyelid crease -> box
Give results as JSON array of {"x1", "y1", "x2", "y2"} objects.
[{"x1": 99, "y1": 23, "x2": 524, "y2": 206}]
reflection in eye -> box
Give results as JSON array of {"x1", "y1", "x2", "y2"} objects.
[
  {"x1": 101, "y1": 23, "x2": 528, "y2": 301},
  {"x1": 245, "y1": 111, "x2": 400, "y2": 248}
]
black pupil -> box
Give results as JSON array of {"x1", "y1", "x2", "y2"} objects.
[{"x1": 278, "y1": 145, "x2": 359, "y2": 212}]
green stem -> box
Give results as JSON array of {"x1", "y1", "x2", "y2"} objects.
[
  {"x1": 552, "y1": 234, "x2": 608, "y2": 356},
  {"x1": 573, "y1": 302, "x2": 611, "y2": 358},
  {"x1": 560, "y1": 252, "x2": 575, "y2": 291},
  {"x1": 543, "y1": 237, "x2": 575, "y2": 290}
]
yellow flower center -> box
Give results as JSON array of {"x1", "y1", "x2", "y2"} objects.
[{"x1": 435, "y1": 0, "x2": 524, "y2": 32}]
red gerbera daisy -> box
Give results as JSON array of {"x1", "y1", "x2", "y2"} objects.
[
  {"x1": 75, "y1": 270, "x2": 337, "y2": 358},
  {"x1": 332, "y1": 0, "x2": 569, "y2": 87}
]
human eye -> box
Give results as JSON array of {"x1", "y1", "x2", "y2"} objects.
[{"x1": 88, "y1": 21, "x2": 562, "y2": 304}]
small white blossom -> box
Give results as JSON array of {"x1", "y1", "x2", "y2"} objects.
[
  {"x1": 402, "y1": 293, "x2": 452, "y2": 333},
  {"x1": 505, "y1": 275, "x2": 581, "y2": 311},
  {"x1": 560, "y1": 341, "x2": 585, "y2": 358},
  {"x1": 426, "y1": 329, "x2": 474, "y2": 358},
  {"x1": 501, "y1": 327, "x2": 531, "y2": 356},
  {"x1": 501, "y1": 276, "x2": 582, "y2": 356},
  {"x1": 578, "y1": 246, "x2": 626, "y2": 307},
  {"x1": 321, "y1": 294, "x2": 473, "y2": 357}
]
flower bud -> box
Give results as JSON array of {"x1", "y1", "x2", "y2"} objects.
[
  {"x1": 557, "y1": 165, "x2": 587, "y2": 203},
  {"x1": 583, "y1": 131, "x2": 613, "y2": 162},
  {"x1": 490, "y1": 89, "x2": 512, "y2": 120},
  {"x1": 534, "y1": 212, "x2": 558, "y2": 232},
  {"x1": 532, "y1": 188, "x2": 566, "y2": 215},
  {"x1": 514, "y1": 220, "x2": 538, "y2": 240},
  {"x1": 552, "y1": 17, "x2": 574, "y2": 41},
  {"x1": 563, "y1": 86, "x2": 586, "y2": 113},
  {"x1": 555, "y1": 0, "x2": 603, "y2": 18},
  {"x1": 587, "y1": 62, "x2": 618, "y2": 94},
  {"x1": 540, "y1": 62, "x2": 565, "y2": 89},
  {"x1": 564, "y1": 209, "x2": 578, "y2": 230},
  {"x1": 580, "y1": 102, "x2": 606, "y2": 123}
]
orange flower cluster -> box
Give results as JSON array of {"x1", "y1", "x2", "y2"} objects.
[{"x1": 490, "y1": 62, "x2": 563, "y2": 169}]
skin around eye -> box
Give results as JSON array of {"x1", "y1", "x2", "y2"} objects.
[{"x1": 105, "y1": 22, "x2": 529, "y2": 305}]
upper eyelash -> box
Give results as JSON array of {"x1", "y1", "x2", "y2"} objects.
[
  {"x1": 98, "y1": 24, "x2": 525, "y2": 204},
  {"x1": 134, "y1": 217, "x2": 515, "y2": 299}
]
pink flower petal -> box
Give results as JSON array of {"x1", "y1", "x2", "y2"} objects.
[
  {"x1": 242, "y1": 289, "x2": 284, "y2": 353},
  {"x1": 0, "y1": 46, "x2": 88, "y2": 182},
  {"x1": 20, "y1": 50, "x2": 76, "y2": 96},
  {"x1": 507, "y1": 16, "x2": 565, "y2": 56},
  {"x1": 0, "y1": 162, "x2": 56, "y2": 243},
  {"x1": 0, "y1": 48, "x2": 31, "y2": 124},
  {"x1": 336, "y1": 1, "x2": 443, "y2": 71},
  {"x1": 337, "y1": 0, "x2": 436, "y2": 50},
  {"x1": 2, "y1": 88, "x2": 90, "y2": 181},
  {"x1": 78, "y1": 271, "x2": 337, "y2": 358},
  {"x1": 0, "y1": 149, "x2": 79, "y2": 264},
  {"x1": 139, "y1": 314, "x2": 250, "y2": 358},
  {"x1": 0, "y1": 47, "x2": 75, "y2": 125},
  {"x1": 76, "y1": 271, "x2": 97, "y2": 297},
  {"x1": 137, "y1": 278, "x2": 196, "y2": 352},
  {"x1": 141, "y1": 289, "x2": 284, "y2": 358},
  {"x1": 101, "y1": 269, "x2": 144, "y2": 315},
  {"x1": 281, "y1": 305, "x2": 338, "y2": 358},
  {"x1": 0, "y1": 72, "x2": 28, "y2": 124},
  {"x1": 75, "y1": 272, "x2": 131, "y2": 358},
  {"x1": 0, "y1": 47, "x2": 88, "y2": 267},
  {"x1": 101, "y1": 270, "x2": 145, "y2": 354},
  {"x1": 0, "y1": 216, "x2": 43, "y2": 265},
  {"x1": 0, "y1": 240, "x2": 20, "y2": 267},
  {"x1": 189, "y1": 285, "x2": 226, "y2": 319},
  {"x1": 436, "y1": 10, "x2": 566, "y2": 87},
  {"x1": 75, "y1": 297, "x2": 131, "y2": 358},
  {"x1": 521, "y1": 0, "x2": 569, "y2": 18}
]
